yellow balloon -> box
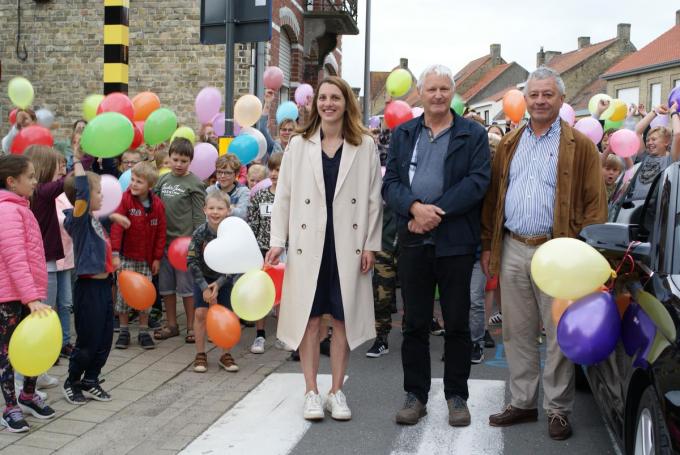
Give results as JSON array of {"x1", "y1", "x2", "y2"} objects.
[
  {"x1": 530, "y1": 238, "x2": 612, "y2": 300},
  {"x1": 9, "y1": 310, "x2": 61, "y2": 377},
  {"x1": 159, "y1": 167, "x2": 171, "y2": 176},
  {"x1": 8, "y1": 77, "x2": 34, "y2": 109},
  {"x1": 588, "y1": 93, "x2": 612, "y2": 116},
  {"x1": 386, "y1": 68, "x2": 412, "y2": 98},
  {"x1": 231, "y1": 270, "x2": 275, "y2": 321},
  {"x1": 170, "y1": 126, "x2": 196, "y2": 145},
  {"x1": 602, "y1": 99, "x2": 627, "y2": 122},
  {"x1": 82, "y1": 94, "x2": 104, "y2": 122},
  {"x1": 234, "y1": 95, "x2": 263, "y2": 127}
]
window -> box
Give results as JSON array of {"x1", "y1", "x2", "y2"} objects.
[
  {"x1": 650, "y1": 83, "x2": 661, "y2": 109},
  {"x1": 675, "y1": 79, "x2": 680, "y2": 88},
  {"x1": 616, "y1": 87, "x2": 639, "y2": 106},
  {"x1": 278, "y1": 30, "x2": 293, "y2": 101},
  {"x1": 484, "y1": 110, "x2": 489, "y2": 124}
]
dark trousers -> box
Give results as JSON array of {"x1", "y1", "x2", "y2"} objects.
[
  {"x1": 69, "y1": 277, "x2": 113, "y2": 383},
  {"x1": 400, "y1": 245, "x2": 475, "y2": 403}
]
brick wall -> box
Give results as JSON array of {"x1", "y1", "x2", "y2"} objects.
[{"x1": 606, "y1": 67, "x2": 680, "y2": 110}]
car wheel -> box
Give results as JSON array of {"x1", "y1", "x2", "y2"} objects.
[{"x1": 633, "y1": 386, "x2": 672, "y2": 455}]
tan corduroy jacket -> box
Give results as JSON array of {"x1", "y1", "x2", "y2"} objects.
[{"x1": 480, "y1": 119, "x2": 607, "y2": 276}]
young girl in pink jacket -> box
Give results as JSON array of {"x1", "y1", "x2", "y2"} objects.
[{"x1": 0, "y1": 155, "x2": 56, "y2": 433}]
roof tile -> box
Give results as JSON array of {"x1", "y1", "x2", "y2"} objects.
[
  {"x1": 603, "y1": 25, "x2": 680, "y2": 76},
  {"x1": 461, "y1": 64, "x2": 511, "y2": 101},
  {"x1": 546, "y1": 38, "x2": 618, "y2": 74}
]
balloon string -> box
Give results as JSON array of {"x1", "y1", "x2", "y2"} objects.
[{"x1": 608, "y1": 241, "x2": 641, "y2": 290}]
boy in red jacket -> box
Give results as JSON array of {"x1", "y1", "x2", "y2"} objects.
[{"x1": 110, "y1": 162, "x2": 166, "y2": 349}]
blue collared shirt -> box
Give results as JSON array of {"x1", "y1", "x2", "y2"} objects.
[{"x1": 504, "y1": 117, "x2": 561, "y2": 236}]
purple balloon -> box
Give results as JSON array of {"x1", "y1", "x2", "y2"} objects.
[
  {"x1": 294, "y1": 84, "x2": 314, "y2": 106},
  {"x1": 249, "y1": 177, "x2": 272, "y2": 197},
  {"x1": 559, "y1": 103, "x2": 576, "y2": 126},
  {"x1": 668, "y1": 86, "x2": 680, "y2": 108},
  {"x1": 368, "y1": 116, "x2": 380, "y2": 129},
  {"x1": 574, "y1": 117, "x2": 604, "y2": 145},
  {"x1": 556, "y1": 291, "x2": 620, "y2": 365},
  {"x1": 210, "y1": 112, "x2": 241, "y2": 137},
  {"x1": 195, "y1": 87, "x2": 222, "y2": 124},
  {"x1": 621, "y1": 303, "x2": 656, "y2": 368},
  {"x1": 650, "y1": 114, "x2": 669, "y2": 129},
  {"x1": 189, "y1": 142, "x2": 218, "y2": 180}
]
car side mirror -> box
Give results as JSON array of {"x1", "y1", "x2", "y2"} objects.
[{"x1": 580, "y1": 223, "x2": 650, "y2": 261}]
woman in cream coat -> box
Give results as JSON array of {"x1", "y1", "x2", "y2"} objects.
[{"x1": 266, "y1": 76, "x2": 382, "y2": 422}]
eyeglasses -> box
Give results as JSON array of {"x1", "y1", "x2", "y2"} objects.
[
  {"x1": 122, "y1": 160, "x2": 140, "y2": 166},
  {"x1": 216, "y1": 170, "x2": 235, "y2": 176}
]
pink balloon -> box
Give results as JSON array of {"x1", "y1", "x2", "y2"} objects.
[
  {"x1": 195, "y1": 87, "x2": 222, "y2": 124},
  {"x1": 574, "y1": 117, "x2": 604, "y2": 145},
  {"x1": 411, "y1": 107, "x2": 424, "y2": 117},
  {"x1": 210, "y1": 112, "x2": 240, "y2": 137},
  {"x1": 609, "y1": 129, "x2": 640, "y2": 158},
  {"x1": 650, "y1": 114, "x2": 669, "y2": 129},
  {"x1": 249, "y1": 178, "x2": 272, "y2": 197},
  {"x1": 263, "y1": 67, "x2": 284, "y2": 91},
  {"x1": 94, "y1": 175, "x2": 123, "y2": 218},
  {"x1": 294, "y1": 84, "x2": 314, "y2": 106},
  {"x1": 559, "y1": 103, "x2": 575, "y2": 126},
  {"x1": 189, "y1": 142, "x2": 219, "y2": 180}
]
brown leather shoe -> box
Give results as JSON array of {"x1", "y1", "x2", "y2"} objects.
[
  {"x1": 489, "y1": 405, "x2": 538, "y2": 427},
  {"x1": 396, "y1": 393, "x2": 427, "y2": 425},
  {"x1": 548, "y1": 413, "x2": 572, "y2": 440}
]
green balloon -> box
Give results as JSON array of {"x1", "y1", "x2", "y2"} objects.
[
  {"x1": 604, "y1": 119, "x2": 623, "y2": 130},
  {"x1": 170, "y1": 126, "x2": 196, "y2": 145},
  {"x1": 386, "y1": 69, "x2": 412, "y2": 98},
  {"x1": 80, "y1": 112, "x2": 134, "y2": 158},
  {"x1": 8, "y1": 77, "x2": 34, "y2": 109},
  {"x1": 451, "y1": 94, "x2": 465, "y2": 116},
  {"x1": 82, "y1": 94, "x2": 104, "y2": 122},
  {"x1": 144, "y1": 108, "x2": 177, "y2": 146}
]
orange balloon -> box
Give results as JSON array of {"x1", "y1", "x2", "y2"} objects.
[
  {"x1": 615, "y1": 293, "x2": 631, "y2": 318},
  {"x1": 502, "y1": 89, "x2": 526, "y2": 123},
  {"x1": 132, "y1": 92, "x2": 161, "y2": 121},
  {"x1": 118, "y1": 271, "x2": 156, "y2": 310},
  {"x1": 206, "y1": 305, "x2": 241, "y2": 349},
  {"x1": 552, "y1": 298, "x2": 573, "y2": 326}
]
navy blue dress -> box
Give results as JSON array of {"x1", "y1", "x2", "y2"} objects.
[{"x1": 310, "y1": 145, "x2": 345, "y2": 321}]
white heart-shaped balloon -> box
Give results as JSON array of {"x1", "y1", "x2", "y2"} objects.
[{"x1": 205, "y1": 217, "x2": 263, "y2": 274}]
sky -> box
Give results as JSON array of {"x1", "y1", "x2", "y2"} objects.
[{"x1": 341, "y1": 0, "x2": 678, "y2": 95}]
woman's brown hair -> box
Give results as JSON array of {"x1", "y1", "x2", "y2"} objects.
[
  {"x1": 23, "y1": 145, "x2": 62, "y2": 184},
  {"x1": 299, "y1": 76, "x2": 367, "y2": 147}
]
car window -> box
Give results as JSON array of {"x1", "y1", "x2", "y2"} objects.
[{"x1": 655, "y1": 177, "x2": 670, "y2": 273}]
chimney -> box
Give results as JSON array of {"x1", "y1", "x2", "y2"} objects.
[
  {"x1": 536, "y1": 46, "x2": 545, "y2": 67},
  {"x1": 578, "y1": 36, "x2": 590, "y2": 49},
  {"x1": 545, "y1": 51, "x2": 562, "y2": 64},
  {"x1": 490, "y1": 44, "x2": 501, "y2": 64},
  {"x1": 399, "y1": 58, "x2": 408, "y2": 69},
  {"x1": 676, "y1": 9, "x2": 680, "y2": 25},
  {"x1": 617, "y1": 23, "x2": 631, "y2": 41}
]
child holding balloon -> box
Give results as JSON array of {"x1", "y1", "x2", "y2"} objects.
[
  {"x1": 187, "y1": 191, "x2": 239, "y2": 373},
  {"x1": 0, "y1": 154, "x2": 56, "y2": 432}
]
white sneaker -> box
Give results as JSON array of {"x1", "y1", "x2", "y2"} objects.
[
  {"x1": 36, "y1": 374, "x2": 59, "y2": 389},
  {"x1": 250, "y1": 337, "x2": 266, "y2": 354},
  {"x1": 274, "y1": 339, "x2": 294, "y2": 352},
  {"x1": 303, "y1": 391, "x2": 324, "y2": 421},
  {"x1": 325, "y1": 390, "x2": 352, "y2": 421}
]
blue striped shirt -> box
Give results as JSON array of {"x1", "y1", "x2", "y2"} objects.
[{"x1": 504, "y1": 118, "x2": 561, "y2": 236}]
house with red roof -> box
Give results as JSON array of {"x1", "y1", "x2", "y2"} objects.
[{"x1": 603, "y1": 10, "x2": 680, "y2": 110}]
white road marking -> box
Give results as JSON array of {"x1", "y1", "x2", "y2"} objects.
[{"x1": 390, "y1": 379, "x2": 506, "y2": 455}]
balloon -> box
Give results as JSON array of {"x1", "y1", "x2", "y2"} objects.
[
  {"x1": 83, "y1": 94, "x2": 105, "y2": 122},
  {"x1": 574, "y1": 117, "x2": 604, "y2": 145},
  {"x1": 8, "y1": 77, "x2": 34, "y2": 109},
  {"x1": 384, "y1": 100, "x2": 413, "y2": 129},
  {"x1": 205, "y1": 217, "x2": 263, "y2": 274},
  {"x1": 159, "y1": 167, "x2": 171, "y2": 176},
  {"x1": 211, "y1": 112, "x2": 226, "y2": 137},
  {"x1": 144, "y1": 108, "x2": 177, "y2": 146},
  {"x1": 118, "y1": 270, "x2": 157, "y2": 311},
  {"x1": 616, "y1": 293, "x2": 631, "y2": 318},
  {"x1": 206, "y1": 305, "x2": 241, "y2": 349},
  {"x1": 558, "y1": 103, "x2": 575, "y2": 126},
  {"x1": 609, "y1": 129, "x2": 640, "y2": 158},
  {"x1": 36, "y1": 108, "x2": 55, "y2": 129},
  {"x1": 97, "y1": 92, "x2": 135, "y2": 122},
  {"x1": 228, "y1": 134, "x2": 258, "y2": 165},
  {"x1": 451, "y1": 94, "x2": 465, "y2": 116},
  {"x1": 650, "y1": 114, "x2": 669, "y2": 129},
  {"x1": 604, "y1": 119, "x2": 624, "y2": 130},
  {"x1": 556, "y1": 291, "x2": 620, "y2": 365},
  {"x1": 132, "y1": 92, "x2": 161, "y2": 121},
  {"x1": 10, "y1": 125, "x2": 53, "y2": 155},
  {"x1": 130, "y1": 121, "x2": 144, "y2": 150},
  {"x1": 239, "y1": 127, "x2": 267, "y2": 160},
  {"x1": 502, "y1": 89, "x2": 526, "y2": 123},
  {"x1": 231, "y1": 270, "x2": 275, "y2": 321},
  {"x1": 249, "y1": 178, "x2": 271, "y2": 197},
  {"x1": 263, "y1": 66, "x2": 284, "y2": 91},
  {"x1": 171, "y1": 126, "x2": 196, "y2": 145},
  {"x1": 189, "y1": 142, "x2": 218, "y2": 180},
  {"x1": 8, "y1": 310, "x2": 61, "y2": 376},
  {"x1": 118, "y1": 169, "x2": 132, "y2": 191},
  {"x1": 168, "y1": 237, "x2": 191, "y2": 272},
  {"x1": 668, "y1": 86, "x2": 680, "y2": 108},
  {"x1": 551, "y1": 298, "x2": 573, "y2": 326},
  {"x1": 621, "y1": 303, "x2": 656, "y2": 363},
  {"x1": 276, "y1": 101, "x2": 299, "y2": 125},
  {"x1": 588, "y1": 94, "x2": 612, "y2": 116},
  {"x1": 264, "y1": 264, "x2": 285, "y2": 306},
  {"x1": 368, "y1": 116, "x2": 380, "y2": 129},
  {"x1": 294, "y1": 84, "x2": 314, "y2": 106},
  {"x1": 531, "y1": 237, "x2": 612, "y2": 300},
  {"x1": 8, "y1": 108, "x2": 17, "y2": 125},
  {"x1": 195, "y1": 87, "x2": 222, "y2": 124},
  {"x1": 601, "y1": 99, "x2": 627, "y2": 122},
  {"x1": 234, "y1": 94, "x2": 263, "y2": 127},
  {"x1": 411, "y1": 107, "x2": 424, "y2": 117},
  {"x1": 386, "y1": 68, "x2": 412, "y2": 98},
  {"x1": 94, "y1": 175, "x2": 123, "y2": 217},
  {"x1": 80, "y1": 112, "x2": 134, "y2": 158}
]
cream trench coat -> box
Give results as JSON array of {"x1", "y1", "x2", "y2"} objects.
[{"x1": 270, "y1": 130, "x2": 383, "y2": 350}]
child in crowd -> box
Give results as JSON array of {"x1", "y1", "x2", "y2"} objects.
[
  {"x1": 602, "y1": 154, "x2": 625, "y2": 202},
  {"x1": 247, "y1": 164, "x2": 267, "y2": 190},
  {"x1": 154, "y1": 146, "x2": 170, "y2": 170},
  {"x1": 2, "y1": 109, "x2": 36, "y2": 154},
  {"x1": 208, "y1": 154, "x2": 249, "y2": 220},
  {"x1": 118, "y1": 149, "x2": 143, "y2": 174},
  {"x1": 56, "y1": 190, "x2": 75, "y2": 359},
  {"x1": 154, "y1": 138, "x2": 206, "y2": 343},
  {"x1": 111, "y1": 162, "x2": 166, "y2": 350},
  {"x1": 188, "y1": 191, "x2": 239, "y2": 372},
  {"x1": 0, "y1": 155, "x2": 55, "y2": 432},
  {"x1": 247, "y1": 153, "x2": 282, "y2": 354},
  {"x1": 62, "y1": 144, "x2": 117, "y2": 405}
]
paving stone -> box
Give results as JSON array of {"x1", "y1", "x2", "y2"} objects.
[
  {"x1": 0, "y1": 445, "x2": 54, "y2": 455},
  {"x1": 16, "y1": 431, "x2": 75, "y2": 450},
  {"x1": 40, "y1": 418, "x2": 97, "y2": 436},
  {"x1": 62, "y1": 407, "x2": 116, "y2": 423}
]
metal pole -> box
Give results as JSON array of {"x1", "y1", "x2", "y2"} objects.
[
  {"x1": 362, "y1": 0, "x2": 371, "y2": 125},
  {"x1": 255, "y1": 41, "x2": 266, "y2": 101},
  {"x1": 225, "y1": 0, "x2": 235, "y2": 136}
]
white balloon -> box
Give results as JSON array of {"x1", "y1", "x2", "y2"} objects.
[
  {"x1": 206, "y1": 217, "x2": 263, "y2": 274},
  {"x1": 36, "y1": 108, "x2": 55, "y2": 129},
  {"x1": 239, "y1": 126, "x2": 267, "y2": 161}
]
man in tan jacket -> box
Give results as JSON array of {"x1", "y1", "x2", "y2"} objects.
[{"x1": 480, "y1": 67, "x2": 607, "y2": 440}]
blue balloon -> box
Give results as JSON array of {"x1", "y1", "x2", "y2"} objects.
[
  {"x1": 119, "y1": 169, "x2": 132, "y2": 191},
  {"x1": 228, "y1": 134, "x2": 258, "y2": 165},
  {"x1": 276, "y1": 101, "x2": 299, "y2": 125}
]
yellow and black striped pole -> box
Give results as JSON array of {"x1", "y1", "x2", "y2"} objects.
[{"x1": 103, "y1": 0, "x2": 129, "y2": 94}]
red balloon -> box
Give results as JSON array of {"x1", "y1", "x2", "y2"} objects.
[
  {"x1": 118, "y1": 270, "x2": 156, "y2": 310},
  {"x1": 130, "y1": 121, "x2": 144, "y2": 150},
  {"x1": 206, "y1": 305, "x2": 241, "y2": 349},
  {"x1": 8, "y1": 109, "x2": 18, "y2": 125},
  {"x1": 264, "y1": 263, "x2": 285, "y2": 306},
  {"x1": 97, "y1": 92, "x2": 135, "y2": 122},
  {"x1": 10, "y1": 125, "x2": 54, "y2": 155},
  {"x1": 168, "y1": 237, "x2": 191, "y2": 271},
  {"x1": 384, "y1": 100, "x2": 413, "y2": 129}
]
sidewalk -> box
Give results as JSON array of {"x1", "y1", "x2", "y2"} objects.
[{"x1": 0, "y1": 309, "x2": 289, "y2": 455}]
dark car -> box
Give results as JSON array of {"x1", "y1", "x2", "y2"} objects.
[{"x1": 580, "y1": 162, "x2": 680, "y2": 455}]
